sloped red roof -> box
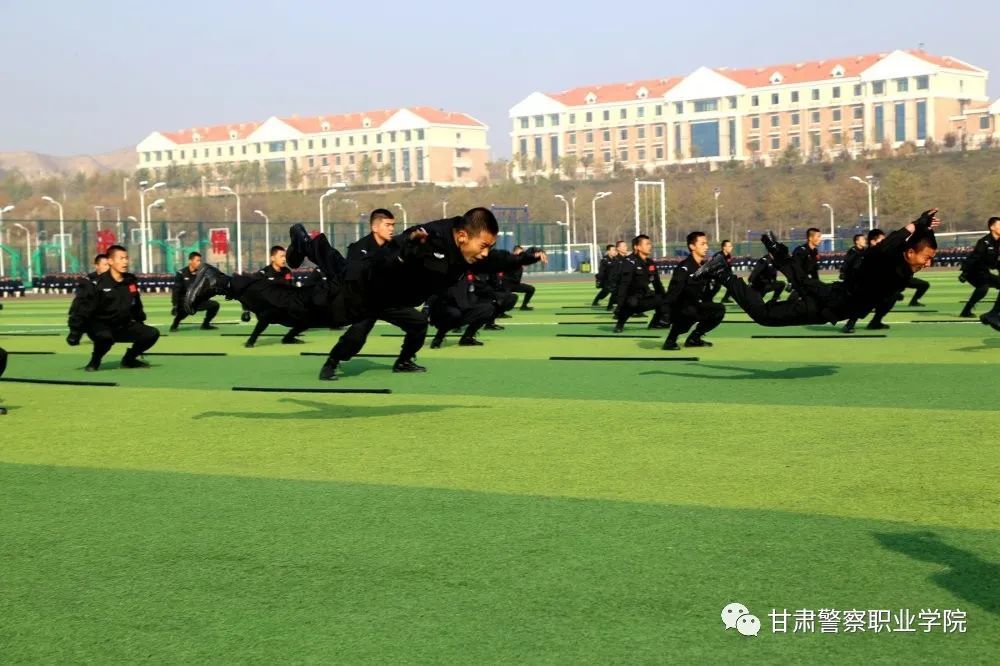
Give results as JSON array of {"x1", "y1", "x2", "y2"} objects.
[
  {"x1": 161, "y1": 122, "x2": 260, "y2": 144},
  {"x1": 549, "y1": 76, "x2": 683, "y2": 106}
]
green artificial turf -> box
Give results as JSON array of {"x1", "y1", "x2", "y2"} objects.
[{"x1": 1, "y1": 270, "x2": 998, "y2": 662}]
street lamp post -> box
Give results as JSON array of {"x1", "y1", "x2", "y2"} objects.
[
  {"x1": 713, "y1": 187, "x2": 721, "y2": 242},
  {"x1": 821, "y1": 203, "x2": 835, "y2": 241},
  {"x1": 318, "y1": 188, "x2": 338, "y2": 235},
  {"x1": 591, "y1": 191, "x2": 612, "y2": 274},
  {"x1": 850, "y1": 175, "x2": 875, "y2": 230},
  {"x1": 146, "y1": 199, "x2": 165, "y2": 272},
  {"x1": 0, "y1": 204, "x2": 13, "y2": 278},
  {"x1": 41, "y1": 196, "x2": 66, "y2": 272},
  {"x1": 138, "y1": 180, "x2": 166, "y2": 273},
  {"x1": 94, "y1": 205, "x2": 104, "y2": 230},
  {"x1": 393, "y1": 202, "x2": 408, "y2": 225},
  {"x1": 13, "y1": 223, "x2": 32, "y2": 285},
  {"x1": 219, "y1": 186, "x2": 242, "y2": 274},
  {"x1": 555, "y1": 220, "x2": 572, "y2": 274},
  {"x1": 253, "y1": 209, "x2": 269, "y2": 257},
  {"x1": 441, "y1": 200, "x2": 448, "y2": 218},
  {"x1": 555, "y1": 194, "x2": 571, "y2": 243}
]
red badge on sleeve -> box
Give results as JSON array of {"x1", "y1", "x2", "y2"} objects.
[
  {"x1": 648, "y1": 265, "x2": 656, "y2": 272},
  {"x1": 284, "y1": 273, "x2": 292, "y2": 280},
  {"x1": 128, "y1": 284, "x2": 138, "y2": 293}
]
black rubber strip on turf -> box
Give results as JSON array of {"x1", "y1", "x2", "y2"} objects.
[
  {"x1": 220, "y1": 333, "x2": 297, "y2": 337},
  {"x1": 0, "y1": 332, "x2": 61, "y2": 336},
  {"x1": 0, "y1": 377, "x2": 117, "y2": 386},
  {"x1": 751, "y1": 334, "x2": 887, "y2": 339},
  {"x1": 299, "y1": 352, "x2": 397, "y2": 358},
  {"x1": 549, "y1": 356, "x2": 699, "y2": 362},
  {"x1": 6, "y1": 351, "x2": 56, "y2": 355},
  {"x1": 232, "y1": 386, "x2": 391, "y2": 394},
  {"x1": 553, "y1": 313, "x2": 646, "y2": 318},
  {"x1": 143, "y1": 352, "x2": 228, "y2": 356},
  {"x1": 556, "y1": 333, "x2": 660, "y2": 339},
  {"x1": 557, "y1": 321, "x2": 653, "y2": 326},
  {"x1": 908, "y1": 320, "x2": 977, "y2": 323}
]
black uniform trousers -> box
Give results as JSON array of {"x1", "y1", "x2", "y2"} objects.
[
  {"x1": 508, "y1": 282, "x2": 535, "y2": 307},
  {"x1": 962, "y1": 272, "x2": 1000, "y2": 314},
  {"x1": 231, "y1": 273, "x2": 360, "y2": 332},
  {"x1": 245, "y1": 317, "x2": 309, "y2": 346},
  {"x1": 329, "y1": 307, "x2": 428, "y2": 363},
  {"x1": 665, "y1": 302, "x2": 725, "y2": 342},
  {"x1": 430, "y1": 302, "x2": 495, "y2": 341},
  {"x1": 86, "y1": 321, "x2": 160, "y2": 364},
  {"x1": 753, "y1": 279, "x2": 787, "y2": 303},
  {"x1": 491, "y1": 290, "x2": 518, "y2": 323},
  {"x1": 906, "y1": 277, "x2": 930, "y2": 304},
  {"x1": 592, "y1": 286, "x2": 612, "y2": 305},
  {"x1": 172, "y1": 298, "x2": 219, "y2": 328},
  {"x1": 0, "y1": 346, "x2": 7, "y2": 377},
  {"x1": 616, "y1": 294, "x2": 669, "y2": 328}
]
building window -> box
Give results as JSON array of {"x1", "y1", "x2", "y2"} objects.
[
  {"x1": 770, "y1": 136, "x2": 780, "y2": 150},
  {"x1": 550, "y1": 135, "x2": 559, "y2": 166},
  {"x1": 585, "y1": 111, "x2": 593, "y2": 122},
  {"x1": 895, "y1": 102, "x2": 906, "y2": 142},
  {"x1": 811, "y1": 88, "x2": 820, "y2": 101},
  {"x1": 255, "y1": 144, "x2": 261, "y2": 154},
  {"x1": 308, "y1": 157, "x2": 314, "y2": 168},
  {"x1": 896, "y1": 78, "x2": 909, "y2": 93},
  {"x1": 770, "y1": 114, "x2": 779, "y2": 127},
  {"x1": 809, "y1": 132, "x2": 820, "y2": 150},
  {"x1": 308, "y1": 139, "x2": 314, "y2": 149},
  {"x1": 637, "y1": 106, "x2": 645, "y2": 118},
  {"x1": 675, "y1": 124, "x2": 682, "y2": 157},
  {"x1": 362, "y1": 135, "x2": 368, "y2": 145},
  {"x1": 655, "y1": 104, "x2": 663, "y2": 116},
  {"x1": 748, "y1": 139, "x2": 760, "y2": 152},
  {"x1": 874, "y1": 105, "x2": 884, "y2": 142},
  {"x1": 550, "y1": 114, "x2": 560, "y2": 126},
  {"x1": 336, "y1": 137, "x2": 341, "y2": 147},
  {"x1": 179, "y1": 150, "x2": 185, "y2": 159},
  {"x1": 728, "y1": 96, "x2": 738, "y2": 110},
  {"x1": 321, "y1": 138, "x2": 327, "y2": 148},
  {"x1": 534, "y1": 115, "x2": 544, "y2": 128},
  {"x1": 585, "y1": 131, "x2": 593, "y2": 143},
  {"x1": 349, "y1": 154, "x2": 355, "y2": 165},
  {"x1": 694, "y1": 98, "x2": 719, "y2": 113},
  {"x1": 216, "y1": 148, "x2": 222, "y2": 157},
  {"x1": 620, "y1": 108, "x2": 627, "y2": 120},
  {"x1": 655, "y1": 146, "x2": 664, "y2": 159},
  {"x1": 728, "y1": 118, "x2": 736, "y2": 156},
  {"x1": 873, "y1": 80, "x2": 885, "y2": 95},
  {"x1": 569, "y1": 133, "x2": 577, "y2": 145},
  {"x1": 569, "y1": 113, "x2": 576, "y2": 124},
  {"x1": 981, "y1": 115, "x2": 991, "y2": 130},
  {"x1": 228, "y1": 146, "x2": 234, "y2": 156},
  {"x1": 638, "y1": 148, "x2": 646, "y2": 160},
  {"x1": 603, "y1": 150, "x2": 612, "y2": 163},
  {"x1": 143, "y1": 152, "x2": 150, "y2": 162},
  {"x1": 519, "y1": 138, "x2": 527, "y2": 156},
  {"x1": 833, "y1": 86, "x2": 841, "y2": 99},
  {"x1": 655, "y1": 125, "x2": 664, "y2": 137},
  {"x1": 602, "y1": 129, "x2": 611, "y2": 142},
  {"x1": 603, "y1": 110, "x2": 610, "y2": 121},
  {"x1": 832, "y1": 130, "x2": 842, "y2": 145},
  {"x1": 917, "y1": 100, "x2": 927, "y2": 140},
  {"x1": 348, "y1": 136, "x2": 354, "y2": 146},
  {"x1": 853, "y1": 129, "x2": 864, "y2": 144},
  {"x1": 335, "y1": 156, "x2": 341, "y2": 166},
  {"x1": 389, "y1": 132, "x2": 395, "y2": 143},
  {"x1": 619, "y1": 128, "x2": 628, "y2": 140},
  {"x1": 403, "y1": 130, "x2": 411, "y2": 141},
  {"x1": 832, "y1": 109, "x2": 841, "y2": 122},
  {"x1": 751, "y1": 116, "x2": 760, "y2": 129},
  {"x1": 771, "y1": 93, "x2": 779, "y2": 105},
  {"x1": 854, "y1": 84, "x2": 863, "y2": 96},
  {"x1": 751, "y1": 95, "x2": 759, "y2": 107},
  {"x1": 241, "y1": 146, "x2": 246, "y2": 155},
  {"x1": 791, "y1": 113, "x2": 800, "y2": 126},
  {"x1": 791, "y1": 135, "x2": 801, "y2": 148},
  {"x1": 519, "y1": 117, "x2": 528, "y2": 129},
  {"x1": 619, "y1": 149, "x2": 628, "y2": 161},
  {"x1": 417, "y1": 129, "x2": 424, "y2": 140},
  {"x1": 534, "y1": 136, "x2": 543, "y2": 158},
  {"x1": 791, "y1": 91, "x2": 799, "y2": 103},
  {"x1": 321, "y1": 157, "x2": 328, "y2": 166},
  {"x1": 811, "y1": 110, "x2": 821, "y2": 123},
  {"x1": 674, "y1": 102, "x2": 684, "y2": 114},
  {"x1": 853, "y1": 105, "x2": 864, "y2": 120},
  {"x1": 916, "y1": 75, "x2": 929, "y2": 90}
]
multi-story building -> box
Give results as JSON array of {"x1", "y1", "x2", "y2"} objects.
[
  {"x1": 137, "y1": 107, "x2": 489, "y2": 188},
  {"x1": 508, "y1": 49, "x2": 998, "y2": 179}
]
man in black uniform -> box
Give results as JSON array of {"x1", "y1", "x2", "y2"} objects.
[
  {"x1": 661, "y1": 231, "x2": 726, "y2": 350},
  {"x1": 500, "y1": 245, "x2": 536, "y2": 311},
  {"x1": 0, "y1": 344, "x2": 7, "y2": 414},
  {"x1": 838, "y1": 233, "x2": 870, "y2": 333},
  {"x1": 959, "y1": 216, "x2": 1000, "y2": 321},
  {"x1": 244, "y1": 245, "x2": 309, "y2": 348},
  {"x1": 789, "y1": 228, "x2": 823, "y2": 296},
  {"x1": 748, "y1": 255, "x2": 785, "y2": 303},
  {"x1": 708, "y1": 240, "x2": 734, "y2": 303},
  {"x1": 592, "y1": 244, "x2": 617, "y2": 306},
  {"x1": 170, "y1": 252, "x2": 220, "y2": 332},
  {"x1": 696, "y1": 209, "x2": 941, "y2": 328},
  {"x1": 613, "y1": 234, "x2": 670, "y2": 333},
  {"x1": 481, "y1": 272, "x2": 518, "y2": 330},
  {"x1": 183, "y1": 208, "x2": 547, "y2": 343},
  {"x1": 90, "y1": 253, "x2": 109, "y2": 279},
  {"x1": 606, "y1": 240, "x2": 630, "y2": 311},
  {"x1": 427, "y1": 271, "x2": 497, "y2": 348},
  {"x1": 67, "y1": 245, "x2": 160, "y2": 371},
  {"x1": 320, "y1": 209, "x2": 428, "y2": 380}
]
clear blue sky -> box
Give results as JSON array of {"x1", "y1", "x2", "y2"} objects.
[{"x1": 2, "y1": 0, "x2": 998, "y2": 157}]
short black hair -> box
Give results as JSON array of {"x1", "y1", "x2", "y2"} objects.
[
  {"x1": 458, "y1": 207, "x2": 499, "y2": 236},
  {"x1": 605, "y1": 244, "x2": 614, "y2": 251},
  {"x1": 370, "y1": 208, "x2": 395, "y2": 225},
  {"x1": 906, "y1": 228, "x2": 938, "y2": 252},
  {"x1": 867, "y1": 229, "x2": 885, "y2": 242},
  {"x1": 632, "y1": 234, "x2": 650, "y2": 248},
  {"x1": 686, "y1": 231, "x2": 705, "y2": 247},
  {"x1": 270, "y1": 245, "x2": 285, "y2": 256},
  {"x1": 988, "y1": 216, "x2": 1000, "y2": 228},
  {"x1": 188, "y1": 251, "x2": 202, "y2": 260},
  {"x1": 853, "y1": 234, "x2": 865, "y2": 242},
  {"x1": 615, "y1": 239, "x2": 627, "y2": 246},
  {"x1": 807, "y1": 227, "x2": 822, "y2": 237},
  {"x1": 93, "y1": 253, "x2": 108, "y2": 264},
  {"x1": 107, "y1": 245, "x2": 127, "y2": 257},
  {"x1": 721, "y1": 239, "x2": 731, "y2": 246}
]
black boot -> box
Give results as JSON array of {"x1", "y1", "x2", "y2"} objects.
[
  {"x1": 319, "y1": 360, "x2": 339, "y2": 381},
  {"x1": 393, "y1": 358, "x2": 427, "y2": 373},
  {"x1": 684, "y1": 334, "x2": 713, "y2": 348},
  {"x1": 121, "y1": 353, "x2": 151, "y2": 369},
  {"x1": 662, "y1": 338, "x2": 681, "y2": 351},
  {"x1": 286, "y1": 223, "x2": 311, "y2": 268},
  {"x1": 458, "y1": 336, "x2": 484, "y2": 346},
  {"x1": 429, "y1": 332, "x2": 446, "y2": 349}
]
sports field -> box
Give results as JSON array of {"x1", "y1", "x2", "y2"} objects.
[{"x1": 1, "y1": 270, "x2": 998, "y2": 661}]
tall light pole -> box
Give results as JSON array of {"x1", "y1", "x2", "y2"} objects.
[
  {"x1": 393, "y1": 202, "x2": 408, "y2": 225},
  {"x1": 555, "y1": 219, "x2": 572, "y2": 274},
  {"x1": 123, "y1": 177, "x2": 129, "y2": 202},
  {"x1": 138, "y1": 180, "x2": 166, "y2": 273},
  {"x1": 441, "y1": 200, "x2": 448, "y2": 218},
  {"x1": 319, "y1": 187, "x2": 338, "y2": 235},
  {"x1": 713, "y1": 187, "x2": 721, "y2": 242},
  {"x1": 591, "y1": 191, "x2": 612, "y2": 274},
  {"x1": 219, "y1": 186, "x2": 242, "y2": 274},
  {"x1": 570, "y1": 195, "x2": 577, "y2": 244},
  {"x1": 146, "y1": 199, "x2": 165, "y2": 271},
  {"x1": 253, "y1": 209, "x2": 269, "y2": 255},
  {"x1": 41, "y1": 196, "x2": 66, "y2": 272},
  {"x1": 821, "y1": 203, "x2": 835, "y2": 240},
  {"x1": 94, "y1": 205, "x2": 104, "y2": 230},
  {"x1": 850, "y1": 175, "x2": 875, "y2": 230},
  {"x1": 0, "y1": 204, "x2": 13, "y2": 278},
  {"x1": 13, "y1": 223, "x2": 32, "y2": 284},
  {"x1": 555, "y1": 194, "x2": 571, "y2": 244}
]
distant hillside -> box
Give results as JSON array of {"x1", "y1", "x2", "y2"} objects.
[{"x1": 0, "y1": 147, "x2": 134, "y2": 179}]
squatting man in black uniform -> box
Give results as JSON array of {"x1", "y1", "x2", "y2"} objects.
[
  {"x1": 605, "y1": 240, "x2": 630, "y2": 311},
  {"x1": 170, "y1": 251, "x2": 220, "y2": 331},
  {"x1": 244, "y1": 245, "x2": 309, "y2": 347},
  {"x1": 592, "y1": 244, "x2": 617, "y2": 306},
  {"x1": 612, "y1": 234, "x2": 670, "y2": 333},
  {"x1": 695, "y1": 208, "x2": 941, "y2": 329},
  {"x1": 320, "y1": 209, "x2": 429, "y2": 380},
  {"x1": 661, "y1": 231, "x2": 726, "y2": 350},
  {"x1": 67, "y1": 244, "x2": 160, "y2": 371},
  {"x1": 959, "y1": 216, "x2": 1000, "y2": 328},
  {"x1": 500, "y1": 245, "x2": 536, "y2": 311},
  {"x1": 182, "y1": 208, "x2": 548, "y2": 365}
]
